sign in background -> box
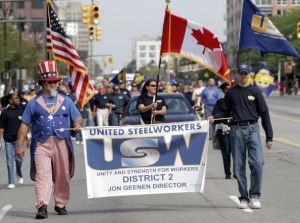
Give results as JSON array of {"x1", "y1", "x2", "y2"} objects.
[{"x1": 82, "y1": 121, "x2": 209, "y2": 199}]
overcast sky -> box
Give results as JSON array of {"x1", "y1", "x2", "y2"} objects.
[{"x1": 66, "y1": 0, "x2": 226, "y2": 71}]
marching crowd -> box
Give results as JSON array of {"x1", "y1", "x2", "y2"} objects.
[{"x1": 0, "y1": 60, "x2": 273, "y2": 219}]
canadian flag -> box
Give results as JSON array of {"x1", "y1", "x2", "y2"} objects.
[{"x1": 161, "y1": 9, "x2": 230, "y2": 82}]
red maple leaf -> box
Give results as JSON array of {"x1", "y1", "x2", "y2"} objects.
[{"x1": 191, "y1": 28, "x2": 220, "y2": 54}]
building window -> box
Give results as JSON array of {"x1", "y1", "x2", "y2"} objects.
[
  {"x1": 150, "y1": 45, "x2": 156, "y2": 51},
  {"x1": 277, "y1": 9, "x2": 287, "y2": 16},
  {"x1": 291, "y1": 0, "x2": 300, "y2": 4},
  {"x1": 32, "y1": 20, "x2": 44, "y2": 32},
  {"x1": 277, "y1": 0, "x2": 286, "y2": 5},
  {"x1": 139, "y1": 45, "x2": 146, "y2": 51},
  {"x1": 149, "y1": 52, "x2": 156, "y2": 58},
  {"x1": 32, "y1": 1, "x2": 44, "y2": 9},
  {"x1": 255, "y1": 0, "x2": 272, "y2": 4},
  {"x1": 17, "y1": 2, "x2": 25, "y2": 9},
  {"x1": 139, "y1": 52, "x2": 146, "y2": 58}
]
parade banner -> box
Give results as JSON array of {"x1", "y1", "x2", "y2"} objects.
[{"x1": 82, "y1": 120, "x2": 209, "y2": 199}]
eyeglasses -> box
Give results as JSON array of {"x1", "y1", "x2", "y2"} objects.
[
  {"x1": 149, "y1": 85, "x2": 157, "y2": 87},
  {"x1": 47, "y1": 81, "x2": 59, "y2": 84},
  {"x1": 239, "y1": 72, "x2": 249, "y2": 76}
]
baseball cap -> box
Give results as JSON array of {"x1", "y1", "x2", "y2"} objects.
[{"x1": 237, "y1": 63, "x2": 251, "y2": 74}]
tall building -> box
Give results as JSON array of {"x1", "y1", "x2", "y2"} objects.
[
  {"x1": 57, "y1": 2, "x2": 89, "y2": 60},
  {"x1": 226, "y1": 0, "x2": 300, "y2": 68},
  {"x1": 0, "y1": 1, "x2": 47, "y2": 46},
  {"x1": 133, "y1": 35, "x2": 161, "y2": 71}
]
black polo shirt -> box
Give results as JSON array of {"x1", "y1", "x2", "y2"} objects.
[
  {"x1": 94, "y1": 93, "x2": 110, "y2": 109},
  {"x1": 0, "y1": 106, "x2": 23, "y2": 142},
  {"x1": 136, "y1": 95, "x2": 167, "y2": 124}
]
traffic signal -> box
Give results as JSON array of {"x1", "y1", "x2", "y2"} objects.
[
  {"x1": 92, "y1": 4, "x2": 100, "y2": 25},
  {"x1": 102, "y1": 57, "x2": 107, "y2": 68},
  {"x1": 109, "y1": 56, "x2": 114, "y2": 64},
  {"x1": 88, "y1": 25, "x2": 94, "y2": 41},
  {"x1": 95, "y1": 26, "x2": 101, "y2": 41},
  {"x1": 297, "y1": 22, "x2": 300, "y2": 38},
  {"x1": 82, "y1": 5, "x2": 91, "y2": 25}
]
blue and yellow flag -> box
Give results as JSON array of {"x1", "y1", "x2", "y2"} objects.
[
  {"x1": 111, "y1": 69, "x2": 126, "y2": 85},
  {"x1": 239, "y1": 0, "x2": 299, "y2": 58},
  {"x1": 254, "y1": 63, "x2": 275, "y2": 97}
]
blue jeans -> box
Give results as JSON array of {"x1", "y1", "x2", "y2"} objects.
[
  {"x1": 5, "y1": 141, "x2": 23, "y2": 184},
  {"x1": 204, "y1": 105, "x2": 215, "y2": 139},
  {"x1": 230, "y1": 123, "x2": 263, "y2": 201}
]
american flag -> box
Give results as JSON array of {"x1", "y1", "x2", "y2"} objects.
[{"x1": 46, "y1": 2, "x2": 94, "y2": 108}]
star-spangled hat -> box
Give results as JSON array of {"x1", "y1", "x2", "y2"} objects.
[{"x1": 38, "y1": 60, "x2": 62, "y2": 83}]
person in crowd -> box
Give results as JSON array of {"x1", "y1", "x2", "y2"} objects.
[
  {"x1": 93, "y1": 83, "x2": 110, "y2": 126},
  {"x1": 184, "y1": 85, "x2": 195, "y2": 106},
  {"x1": 102, "y1": 78, "x2": 109, "y2": 93},
  {"x1": 0, "y1": 93, "x2": 24, "y2": 189},
  {"x1": 24, "y1": 85, "x2": 37, "y2": 101},
  {"x1": 18, "y1": 91, "x2": 28, "y2": 111},
  {"x1": 211, "y1": 82, "x2": 233, "y2": 179},
  {"x1": 137, "y1": 79, "x2": 167, "y2": 124},
  {"x1": 119, "y1": 80, "x2": 131, "y2": 99},
  {"x1": 192, "y1": 80, "x2": 205, "y2": 103},
  {"x1": 108, "y1": 85, "x2": 129, "y2": 126},
  {"x1": 130, "y1": 83, "x2": 141, "y2": 97},
  {"x1": 209, "y1": 63, "x2": 273, "y2": 209},
  {"x1": 16, "y1": 60, "x2": 82, "y2": 219},
  {"x1": 199, "y1": 78, "x2": 222, "y2": 139}
]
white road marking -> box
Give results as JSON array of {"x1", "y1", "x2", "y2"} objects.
[
  {"x1": 229, "y1": 195, "x2": 253, "y2": 213},
  {"x1": 0, "y1": 205, "x2": 12, "y2": 222},
  {"x1": 270, "y1": 112, "x2": 300, "y2": 124}
]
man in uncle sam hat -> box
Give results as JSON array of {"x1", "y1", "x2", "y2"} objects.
[{"x1": 17, "y1": 60, "x2": 82, "y2": 219}]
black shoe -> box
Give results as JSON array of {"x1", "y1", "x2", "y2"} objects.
[
  {"x1": 225, "y1": 175, "x2": 231, "y2": 179},
  {"x1": 233, "y1": 174, "x2": 237, "y2": 179},
  {"x1": 54, "y1": 206, "x2": 68, "y2": 215},
  {"x1": 36, "y1": 205, "x2": 48, "y2": 219}
]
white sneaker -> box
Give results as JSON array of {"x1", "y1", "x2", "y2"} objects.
[
  {"x1": 239, "y1": 200, "x2": 248, "y2": 209},
  {"x1": 18, "y1": 177, "x2": 24, "y2": 184},
  {"x1": 76, "y1": 141, "x2": 80, "y2": 145},
  {"x1": 7, "y1": 184, "x2": 15, "y2": 189},
  {"x1": 248, "y1": 198, "x2": 262, "y2": 209}
]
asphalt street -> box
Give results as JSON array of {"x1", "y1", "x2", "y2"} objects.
[{"x1": 0, "y1": 92, "x2": 299, "y2": 223}]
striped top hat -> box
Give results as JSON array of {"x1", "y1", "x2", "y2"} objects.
[{"x1": 38, "y1": 60, "x2": 61, "y2": 83}]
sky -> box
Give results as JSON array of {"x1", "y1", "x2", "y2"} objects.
[{"x1": 61, "y1": 0, "x2": 226, "y2": 72}]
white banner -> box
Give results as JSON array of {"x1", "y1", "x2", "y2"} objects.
[{"x1": 82, "y1": 120, "x2": 209, "y2": 199}]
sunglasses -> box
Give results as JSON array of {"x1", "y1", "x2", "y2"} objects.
[
  {"x1": 149, "y1": 85, "x2": 157, "y2": 87},
  {"x1": 239, "y1": 72, "x2": 249, "y2": 76},
  {"x1": 47, "y1": 81, "x2": 59, "y2": 84}
]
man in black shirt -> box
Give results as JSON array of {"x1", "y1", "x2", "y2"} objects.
[
  {"x1": 209, "y1": 63, "x2": 273, "y2": 209},
  {"x1": 0, "y1": 93, "x2": 24, "y2": 189}
]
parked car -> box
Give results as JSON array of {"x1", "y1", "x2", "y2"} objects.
[{"x1": 120, "y1": 93, "x2": 201, "y2": 125}]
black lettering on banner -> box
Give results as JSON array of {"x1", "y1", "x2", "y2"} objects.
[{"x1": 168, "y1": 174, "x2": 173, "y2": 180}]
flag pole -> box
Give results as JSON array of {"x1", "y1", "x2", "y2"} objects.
[
  {"x1": 46, "y1": 0, "x2": 51, "y2": 60},
  {"x1": 150, "y1": 0, "x2": 170, "y2": 124},
  {"x1": 236, "y1": 0, "x2": 245, "y2": 70}
]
